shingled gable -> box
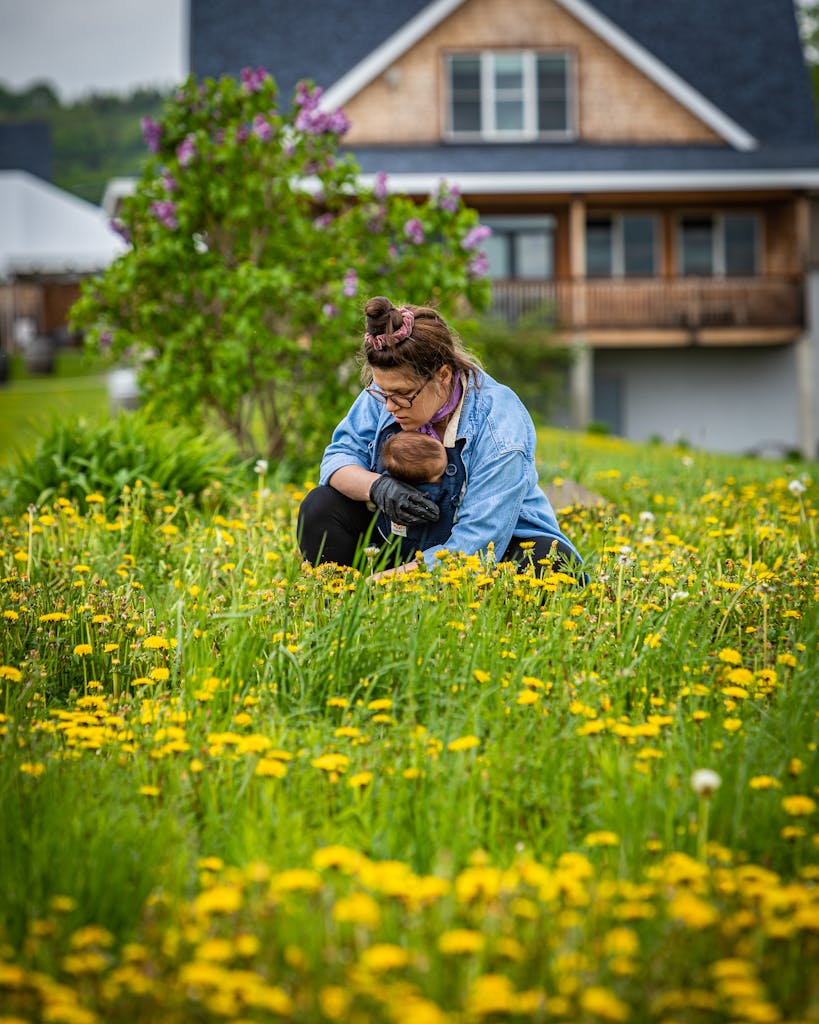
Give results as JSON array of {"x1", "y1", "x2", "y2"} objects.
[{"x1": 318, "y1": 0, "x2": 757, "y2": 151}]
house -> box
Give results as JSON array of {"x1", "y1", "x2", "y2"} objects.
[
  {"x1": 191, "y1": 0, "x2": 819, "y2": 456},
  {"x1": 0, "y1": 170, "x2": 127, "y2": 358}
]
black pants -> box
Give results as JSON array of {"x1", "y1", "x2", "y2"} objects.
[{"x1": 297, "y1": 485, "x2": 583, "y2": 576}]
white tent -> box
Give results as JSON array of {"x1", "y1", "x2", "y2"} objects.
[{"x1": 0, "y1": 170, "x2": 127, "y2": 280}]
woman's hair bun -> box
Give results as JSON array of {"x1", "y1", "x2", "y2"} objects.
[{"x1": 364, "y1": 296, "x2": 402, "y2": 336}]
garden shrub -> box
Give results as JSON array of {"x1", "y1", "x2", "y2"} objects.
[{"x1": 0, "y1": 409, "x2": 241, "y2": 512}]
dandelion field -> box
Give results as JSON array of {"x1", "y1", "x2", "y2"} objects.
[{"x1": 0, "y1": 433, "x2": 817, "y2": 1023}]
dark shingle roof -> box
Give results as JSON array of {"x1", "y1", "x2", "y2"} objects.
[
  {"x1": 347, "y1": 142, "x2": 819, "y2": 176},
  {"x1": 191, "y1": 0, "x2": 430, "y2": 105},
  {"x1": 190, "y1": 0, "x2": 818, "y2": 150},
  {"x1": 591, "y1": 0, "x2": 817, "y2": 144}
]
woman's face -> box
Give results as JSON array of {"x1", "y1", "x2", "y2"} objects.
[{"x1": 370, "y1": 365, "x2": 453, "y2": 431}]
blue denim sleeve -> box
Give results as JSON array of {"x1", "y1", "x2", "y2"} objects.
[
  {"x1": 319, "y1": 392, "x2": 380, "y2": 485},
  {"x1": 419, "y1": 444, "x2": 531, "y2": 569}
]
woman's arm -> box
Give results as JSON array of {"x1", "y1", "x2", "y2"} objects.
[{"x1": 328, "y1": 464, "x2": 381, "y2": 503}]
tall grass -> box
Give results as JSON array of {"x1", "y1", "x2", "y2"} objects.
[{"x1": 0, "y1": 434, "x2": 816, "y2": 1023}]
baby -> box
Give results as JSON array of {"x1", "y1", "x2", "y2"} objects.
[
  {"x1": 381, "y1": 431, "x2": 447, "y2": 486},
  {"x1": 380, "y1": 431, "x2": 448, "y2": 540}
]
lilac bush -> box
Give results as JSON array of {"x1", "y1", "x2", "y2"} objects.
[{"x1": 73, "y1": 71, "x2": 490, "y2": 466}]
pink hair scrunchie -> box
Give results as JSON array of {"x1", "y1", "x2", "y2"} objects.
[{"x1": 365, "y1": 307, "x2": 415, "y2": 350}]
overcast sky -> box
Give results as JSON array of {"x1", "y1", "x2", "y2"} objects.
[{"x1": 0, "y1": 0, "x2": 187, "y2": 101}]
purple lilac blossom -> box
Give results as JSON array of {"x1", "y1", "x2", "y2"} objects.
[
  {"x1": 241, "y1": 66, "x2": 269, "y2": 93},
  {"x1": 294, "y1": 80, "x2": 350, "y2": 136},
  {"x1": 374, "y1": 171, "x2": 389, "y2": 201},
  {"x1": 150, "y1": 200, "x2": 179, "y2": 230},
  {"x1": 110, "y1": 219, "x2": 131, "y2": 244},
  {"x1": 141, "y1": 116, "x2": 162, "y2": 153},
  {"x1": 176, "y1": 134, "x2": 196, "y2": 167},
  {"x1": 161, "y1": 171, "x2": 177, "y2": 193},
  {"x1": 469, "y1": 252, "x2": 490, "y2": 278},
  {"x1": 252, "y1": 114, "x2": 273, "y2": 142},
  {"x1": 404, "y1": 218, "x2": 425, "y2": 245},
  {"x1": 462, "y1": 224, "x2": 492, "y2": 251},
  {"x1": 323, "y1": 303, "x2": 339, "y2": 319},
  {"x1": 435, "y1": 179, "x2": 461, "y2": 212},
  {"x1": 99, "y1": 331, "x2": 113, "y2": 351},
  {"x1": 235, "y1": 124, "x2": 250, "y2": 143},
  {"x1": 313, "y1": 213, "x2": 334, "y2": 229},
  {"x1": 343, "y1": 269, "x2": 358, "y2": 297}
]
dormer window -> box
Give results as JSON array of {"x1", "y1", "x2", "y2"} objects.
[{"x1": 447, "y1": 51, "x2": 573, "y2": 141}]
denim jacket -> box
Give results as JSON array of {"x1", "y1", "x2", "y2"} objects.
[{"x1": 319, "y1": 371, "x2": 581, "y2": 570}]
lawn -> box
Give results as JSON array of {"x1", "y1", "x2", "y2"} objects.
[
  {"x1": 0, "y1": 429, "x2": 816, "y2": 1023},
  {"x1": 0, "y1": 352, "x2": 109, "y2": 466}
]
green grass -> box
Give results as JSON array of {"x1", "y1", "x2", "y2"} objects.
[
  {"x1": 0, "y1": 428, "x2": 816, "y2": 1023},
  {"x1": 0, "y1": 352, "x2": 109, "y2": 466}
]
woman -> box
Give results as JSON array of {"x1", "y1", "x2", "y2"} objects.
[{"x1": 297, "y1": 296, "x2": 582, "y2": 577}]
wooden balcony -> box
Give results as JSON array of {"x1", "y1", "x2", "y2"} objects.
[{"x1": 489, "y1": 276, "x2": 803, "y2": 342}]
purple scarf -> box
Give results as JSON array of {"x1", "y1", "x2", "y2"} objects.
[{"x1": 418, "y1": 375, "x2": 463, "y2": 438}]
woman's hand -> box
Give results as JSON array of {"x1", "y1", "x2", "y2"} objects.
[{"x1": 369, "y1": 475, "x2": 440, "y2": 526}]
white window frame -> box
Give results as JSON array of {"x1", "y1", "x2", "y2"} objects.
[
  {"x1": 677, "y1": 212, "x2": 762, "y2": 277},
  {"x1": 446, "y1": 50, "x2": 574, "y2": 142}
]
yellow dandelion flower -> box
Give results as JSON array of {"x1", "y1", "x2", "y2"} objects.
[
  {"x1": 359, "y1": 943, "x2": 411, "y2": 973},
  {"x1": 584, "y1": 831, "x2": 621, "y2": 847},
  {"x1": 782, "y1": 795, "x2": 816, "y2": 816},
  {"x1": 193, "y1": 884, "x2": 242, "y2": 915},
  {"x1": 255, "y1": 758, "x2": 288, "y2": 778},
  {"x1": 438, "y1": 929, "x2": 484, "y2": 955},
  {"x1": 327, "y1": 696, "x2": 349, "y2": 708},
  {"x1": 473, "y1": 669, "x2": 491, "y2": 683},
  {"x1": 85, "y1": 492, "x2": 105, "y2": 504},
  {"x1": 777, "y1": 652, "x2": 797, "y2": 667},
  {"x1": 139, "y1": 785, "x2": 160, "y2": 797},
  {"x1": 143, "y1": 635, "x2": 170, "y2": 650},
  {"x1": 580, "y1": 986, "x2": 630, "y2": 1022},
  {"x1": 0, "y1": 665, "x2": 23, "y2": 682},
  {"x1": 150, "y1": 667, "x2": 170, "y2": 682},
  {"x1": 447, "y1": 735, "x2": 481, "y2": 752},
  {"x1": 271, "y1": 869, "x2": 322, "y2": 892},
  {"x1": 3, "y1": 610, "x2": 19, "y2": 621},
  {"x1": 39, "y1": 612, "x2": 69, "y2": 622},
  {"x1": 73, "y1": 644, "x2": 92, "y2": 657},
  {"x1": 718, "y1": 648, "x2": 743, "y2": 665},
  {"x1": 311, "y1": 753, "x2": 349, "y2": 773},
  {"x1": 467, "y1": 974, "x2": 516, "y2": 1016},
  {"x1": 333, "y1": 892, "x2": 381, "y2": 928},
  {"x1": 312, "y1": 845, "x2": 365, "y2": 872},
  {"x1": 196, "y1": 856, "x2": 224, "y2": 871},
  {"x1": 516, "y1": 689, "x2": 539, "y2": 705},
  {"x1": 348, "y1": 771, "x2": 374, "y2": 789},
  {"x1": 749, "y1": 776, "x2": 781, "y2": 790},
  {"x1": 367, "y1": 698, "x2": 393, "y2": 711}
]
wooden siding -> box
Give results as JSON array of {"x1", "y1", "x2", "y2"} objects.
[{"x1": 342, "y1": 0, "x2": 720, "y2": 145}]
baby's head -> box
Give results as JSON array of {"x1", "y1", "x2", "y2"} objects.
[{"x1": 381, "y1": 431, "x2": 448, "y2": 485}]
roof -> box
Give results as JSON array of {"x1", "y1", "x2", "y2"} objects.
[
  {"x1": 190, "y1": 0, "x2": 818, "y2": 151},
  {"x1": 0, "y1": 170, "x2": 127, "y2": 280},
  {"x1": 346, "y1": 141, "x2": 819, "y2": 191}
]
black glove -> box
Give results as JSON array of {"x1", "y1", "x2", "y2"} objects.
[{"x1": 369, "y1": 475, "x2": 440, "y2": 526}]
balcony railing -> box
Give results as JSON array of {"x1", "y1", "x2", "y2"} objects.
[{"x1": 489, "y1": 277, "x2": 803, "y2": 331}]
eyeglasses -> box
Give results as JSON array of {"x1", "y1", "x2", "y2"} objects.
[{"x1": 365, "y1": 378, "x2": 430, "y2": 409}]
